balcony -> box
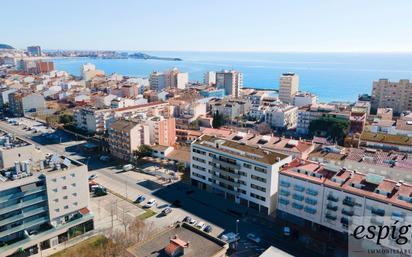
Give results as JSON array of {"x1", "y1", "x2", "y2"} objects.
[
  {"x1": 213, "y1": 157, "x2": 241, "y2": 169},
  {"x1": 343, "y1": 197, "x2": 356, "y2": 207},
  {"x1": 327, "y1": 194, "x2": 339, "y2": 202},
  {"x1": 0, "y1": 216, "x2": 49, "y2": 239},
  {"x1": 370, "y1": 217, "x2": 384, "y2": 226},
  {"x1": 212, "y1": 167, "x2": 241, "y2": 179},
  {"x1": 212, "y1": 174, "x2": 240, "y2": 188},
  {"x1": 0, "y1": 206, "x2": 48, "y2": 227},
  {"x1": 325, "y1": 212, "x2": 337, "y2": 220},
  {"x1": 0, "y1": 186, "x2": 46, "y2": 204},
  {"x1": 0, "y1": 196, "x2": 47, "y2": 216},
  {"x1": 326, "y1": 203, "x2": 338, "y2": 211},
  {"x1": 371, "y1": 207, "x2": 385, "y2": 216},
  {"x1": 342, "y1": 208, "x2": 354, "y2": 216}
]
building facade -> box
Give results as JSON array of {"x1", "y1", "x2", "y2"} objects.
[
  {"x1": 371, "y1": 79, "x2": 412, "y2": 114},
  {"x1": 279, "y1": 73, "x2": 299, "y2": 104},
  {"x1": 215, "y1": 70, "x2": 243, "y2": 98},
  {"x1": 190, "y1": 135, "x2": 292, "y2": 214}
]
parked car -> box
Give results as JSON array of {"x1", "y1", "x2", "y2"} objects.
[
  {"x1": 203, "y1": 225, "x2": 212, "y2": 233},
  {"x1": 134, "y1": 195, "x2": 146, "y2": 203},
  {"x1": 94, "y1": 186, "x2": 107, "y2": 196},
  {"x1": 122, "y1": 164, "x2": 134, "y2": 172},
  {"x1": 144, "y1": 199, "x2": 157, "y2": 208},
  {"x1": 246, "y1": 233, "x2": 261, "y2": 243},
  {"x1": 88, "y1": 174, "x2": 97, "y2": 180},
  {"x1": 161, "y1": 207, "x2": 172, "y2": 216},
  {"x1": 220, "y1": 233, "x2": 240, "y2": 243},
  {"x1": 189, "y1": 219, "x2": 197, "y2": 226},
  {"x1": 183, "y1": 216, "x2": 192, "y2": 223},
  {"x1": 196, "y1": 222, "x2": 206, "y2": 230}
]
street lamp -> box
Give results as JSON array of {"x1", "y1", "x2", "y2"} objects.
[{"x1": 235, "y1": 219, "x2": 239, "y2": 249}]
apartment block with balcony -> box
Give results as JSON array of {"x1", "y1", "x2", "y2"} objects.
[
  {"x1": 371, "y1": 79, "x2": 412, "y2": 114},
  {"x1": 108, "y1": 119, "x2": 150, "y2": 161},
  {"x1": 0, "y1": 147, "x2": 93, "y2": 257},
  {"x1": 190, "y1": 135, "x2": 292, "y2": 215},
  {"x1": 277, "y1": 159, "x2": 412, "y2": 252}
]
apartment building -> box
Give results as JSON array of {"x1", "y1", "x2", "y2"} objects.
[
  {"x1": 277, "y1": 159, "x2": 412, "y2": 252},
  {"x1": 0, "y1": 141, "x2": 93, "y2": 256},
  {"x1": 108, "y1": 120, "x2": 150, "y2": 161},
  {"x1": 73, "y1": 102, "x2": 169, "y2": 134},
  {"x1": 204, "y1": 71, "x2": 216, "y2": 86},
  {"x1": 190, "y1": 135, "x2": 292, "y2": 214},
  {"x1": 265, "y1": 104, "x2": 298, "y2": 130},
  {"x1": 296, "y1": 104, "x2": 350, "y2": 135},
  {"x1": 8, "y1": 92, "x2": 46, "y2": 117},
  {"x1": 146, "y1": 116, "x2": 176, "y2": 147},
  {"x1": 371, "y1": 79, "x2": 412, "y2": 114},
  {"x1": 27, "y1": 46, "x2": 42, "y2": 57},
  {"x1": 292, "y1": 92, "x2": 317, "y2": 107},
  {"x1": 279, "y1": 73, "x2": 299, "y2": 104},
  {"x1": 215, "y1": 70, "x2": 243, "y2": 98},
  {"x1": 210, "y1": 98, "x2": 251, "y2": 120},
  {"x1": 149, "y1": 71, "x2": 166, "y2": 91}
]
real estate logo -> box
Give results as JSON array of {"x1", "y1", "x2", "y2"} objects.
[{"x1": 348, "y1": 215, "x2": 412, "y2": 257}]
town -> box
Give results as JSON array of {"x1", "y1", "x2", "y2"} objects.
[{"x1": 1, "y1": 43, "x2": 412, "y2": 257}]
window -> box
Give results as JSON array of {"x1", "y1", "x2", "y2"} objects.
[
  {"x1": 192, "y1": 172, "x2": 206, "y2": 180},
  {"x1": 64, "y1": 205, "x2": 69, "y2": 209},
  {"x1": 239, "y1": 180, "x2": 246, "y2": 186},
  {"x1": 192, "y1": 156, "x2": 206, "y2": 163},
  {"x1": 72, "y1": 193, "x2": 77, "y2": 196},
  {"x1": 292, "y1": 193, "x2": 304, "y2": 201},
  {"x1": 280, "y1": 189, "x2": 290, "y2": 196},
  {"x1": 61, "y1": 176, "x2": 66, "y2": 180},
  {"x1": 305, "y1": 197, "x2": 317, "y2": 205},
  {"x1": 251, "y1": 175, "x2": 266, "y2": 183},
  {"x1": 243, "y1": 163, "x2": 252, "y2": 169},
  {"x1": 279, "y1": 198, "x2": 290, "y2": 205},
  {"x1": 54, "y1": 198, "x2": 59, "y2": 203},
  {"x1": 250, "y1": 192, "x2": 266, "y2": 201},
  {"x1": 254, "y1": 166, "x2": 266, "y2": 174},
  {"x1": 55, "y1": 208, "x2": 60, "y2": 212},
  {"x1": 73, "y1": 202, "x2": 78, "y2": 206},
  {"x1": 52, "y1": 178, "x2": 57, "y2": 182},
  {"x1": 280, "y1": 180, "x2": 291, "y2": 188},
  {"x1": 306, "y1": 188, "x2": 318, "y2": 196},
  {"x1": 63, "y1": 196, "x2": 68, "y2": 200},
  {"x1": 62, "y1": 186, "x2": 67, "y2": 190},
  {"x1": 292, "y1": 202, "x2": 303, "y2": 210},
  {"x1": 70, "y1": 173, "x2": 75, "y2": 177},
  {"x1": 192, "y1": 164, "x2": 206, "y2": 171},
  {"x1": 251, "y1": 183, "x2": 266, "y2": 192},
  {"x1": 72, "y1": 183, "x2": 76, "y2": 187},
  {"x1": 193, "y1": 148, "x2": 206, "y2": 155},
  {"x1": 304, "y1": 206, "x2": 317, "y2": 214},
  {"x1": 294, "y1": 185, "x2": 305, "y2": 192}
]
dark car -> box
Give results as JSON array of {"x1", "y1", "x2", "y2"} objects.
[
  {"x1": 134, "y1": 195, "x2": 146, "y2": 203},
  {"x1": 183, "y1": 216, "x2": 192, "y2": 223},
  {"x1": 161, "y1": 207, "x2": 172, "y2": 216},
  {"x1": 203, "y1": 225, "x2": 212, "y2": 233}
]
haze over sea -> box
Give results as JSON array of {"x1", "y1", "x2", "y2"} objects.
[{"x1": 53, "y1": 51, "x2": 412, "y2": 102}]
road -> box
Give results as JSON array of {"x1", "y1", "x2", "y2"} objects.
[{"x1": 0, "y1": 118, "x2": 329, "y2": 257}]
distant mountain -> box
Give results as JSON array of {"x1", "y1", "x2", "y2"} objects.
[
  {"x1": 129, "y1": 52, "x2": 182, "y2": 61},
  {"x1": 0, "y1": 44, "x2": 14, "y2": 49}
]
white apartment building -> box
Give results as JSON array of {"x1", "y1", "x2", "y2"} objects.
[
  {"x1": 210, "y1": 99, "x2": 252, "y2": 120},
  {"x1": 175, "y1": 72, "x2": 189, "y2": 89},
  {"x1": 277, "y1": 159, "x2": 412, "y2": 252},
  {"x1": 204, "y1": 71, "x2": 216, "y2": 86},
  {"x1": 73, "y1": 102, "x2": 169, "y2": 134},
  {"x1": 265, "y1": 104, "x2": 298, "y2": 130},
  {"x1": 279, "y1": 73, "x2": 299, "y2": 104},
  {"x1": 149, "y1": 72, "x2": 166, "y2": 91},
  {"x1": 215, "y1": 70, "x2": 243, "y2": 98},
  {"x1": 0, "y1": 136, "x2": 93, "y2": 257},
  {"x1": 292, "y1": 92, "x2": 317, "y2": 107},
  {"x1": 371, "y1": 79, "x2": 412, "y2": 114},
  {"x1": 190, "y1": 135, "x2": 292, "y2": 214}
]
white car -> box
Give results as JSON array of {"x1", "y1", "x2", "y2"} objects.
[
  {"x1": 88, "y1": 174, "x2": 97, "y2": 180},
  {"x1": 144, "y1": 199, "x2": 157, "y2": 208},
  {"x1": 246, "y1": 233, "x2": 261, "y2": 243},
  {"x1": 196, "y1": 221, "x2": 206, "y2": 230},
  {"x1": 189, "y1": 219, "x2": 197, "y2": 226}
]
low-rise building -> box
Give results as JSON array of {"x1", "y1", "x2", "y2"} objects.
[
  {"x1": 126, "y1": 222, "x2": 228, "y2": 257},
  {"x1": 292, "y1": 92, "x2": 317, "y2": 107},
  {"x1": 8, "y1": 92, "x2": 46, "y2": 117},
  {"x1": 190, "y1": 135, "x2": 292, "y2": 214}
]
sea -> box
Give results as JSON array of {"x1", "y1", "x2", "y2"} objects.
[{"x1": 52, "y1": 51, "x2": 412, "y2": 102}]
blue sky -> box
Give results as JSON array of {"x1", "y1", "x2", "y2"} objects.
[{"x1": 2, "y1": 0, "x2": 412, "y2": 52}]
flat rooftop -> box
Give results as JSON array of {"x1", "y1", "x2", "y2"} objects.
[
  {"x1": 0, "y1": 132, "x2": 31, "y2": 150},
  {"x1": 194, "y1": 135, "x2": 289, "y2": 165},
  {"x1": 127, "y1": 223, "x2": 227, "y2": 257}
]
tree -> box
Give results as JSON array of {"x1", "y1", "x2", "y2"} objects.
[
  {"x1": 133, "y1": 145, "x2": 152, "y2": 161},
  {"x1": 256, "y1": 122, "x2": 272, "y2": 135},
  {"x1": 176, "y1": 162, "x2": 185, "y2": 172},
  {"x1": 59, "y1": 114, "x2": 73, "y2": 124},
  {"x1": 212, "y1": 111, "x2": 224, "y2": 128},
  {"x1": 309, "y1": 117, "x2": 349, "y2": 145}
]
